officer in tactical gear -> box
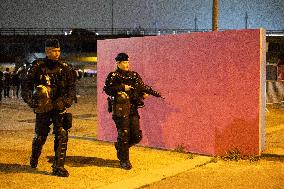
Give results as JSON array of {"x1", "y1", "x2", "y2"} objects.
[
  {"x1": 104, "y1": 52, "x2": 162, "y2": 170},
  {"x1": 0, "y1": 70, "x2": 3, "y2": 102},
  {"x1": 21, "y1": 39, "x2": 76, "y2": 177}
]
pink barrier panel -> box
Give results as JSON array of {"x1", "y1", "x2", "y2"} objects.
[{"x1": 97, "y1": 29, "x2": 266, "y2": 156}]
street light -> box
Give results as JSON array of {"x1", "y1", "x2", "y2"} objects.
[
  {"x1": 212, "y1": 0, "x2": 218, "y2": 31},
  {"x1": 111, "y1": 0, "x2": 114, "y2": 35},
  {"x1": 194, "y1": 16, "x2": 198, "y2": 31},
  {"x1": 245, "y1": 12, "x2": 248, "y2": 29}
]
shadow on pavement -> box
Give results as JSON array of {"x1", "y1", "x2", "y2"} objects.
[
  {"x1": 47, "y1": 156, "x2": 120, "y2": 168},
  {"x1": 73, "y1": 114, "x2": 97, "y2": 119},
  {"x1": 0, "y1": 163, "x2": 50, "y2": 175},
  {"x1": 261, "y1": 153, "x2": 284, "y2": 162}
]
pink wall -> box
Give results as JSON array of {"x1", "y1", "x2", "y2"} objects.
[{"x1": 97, "y1": 29, "x2": 266, "y2": 156}]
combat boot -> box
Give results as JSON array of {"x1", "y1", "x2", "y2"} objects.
[
  {"x1": 117, "y1": 143, "x2": 132, "y2": 170},
  {"x1": 30, "y1": 136, "x2": 47, "y2": 168},
  {"x1": 53, "y1": 127, "x2": 69, "y2": 177},
  {"x1": 120, "y1": 160, "x2": 132, "y2": 170},
  {"x1": 52, "y1": 167, "x2": 69, "y2": 177}
]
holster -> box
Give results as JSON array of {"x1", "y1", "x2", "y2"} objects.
[
  {"x1": 112, "y1": 102, "x2": 131, "y2": 117},
  {"x1": 107, "y1": 97, "x2": 113, "y2": 113},
  {"x1": 62, "y1": 113, "x2": 72, "y2": 130}
]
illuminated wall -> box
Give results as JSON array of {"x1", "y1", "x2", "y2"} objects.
[{"x1": 97, "y1": 29, "x2": 266, "y2": 156}]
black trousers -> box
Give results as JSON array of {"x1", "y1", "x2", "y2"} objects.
[
  {"x1": 4, "y1": 86, "x2": 10, "y2": 97},
  {"x1": 112, "y1": 113, "x2": 142, "y2": 162},
  {"x1": 32, "y1": 110, "x2": 69, "y2": 167},
  {"x1": 113, "y1": 115, "x2": 142, "y2": 145},
  {"x1": 35, "y1": 110, "x2": 65, "y2": 137},
  {"x1": 0, "y1": 88, "x2": 2, "y2": 101}
]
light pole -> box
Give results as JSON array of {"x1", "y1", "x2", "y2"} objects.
[
  {"x1": 194, "y1": 16, "x2": 198, "y2": 31},
  {"x1": 111, "y1": 0, "x2": 114, "y2": 35},
  {"x1": 245, "y1": 12, "x2": 248, "y2": 29},
  {"x1": 212, "y1": 0, "x2": 218, "y2": 31}
]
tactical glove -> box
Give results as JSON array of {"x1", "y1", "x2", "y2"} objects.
[{"x1": 64, "y1": 97, "x2": 73, "y2": 108}]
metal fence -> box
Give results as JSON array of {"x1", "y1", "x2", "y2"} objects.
[{"x1": 1, "y1": 27, "x2": 282, "y2": 36}]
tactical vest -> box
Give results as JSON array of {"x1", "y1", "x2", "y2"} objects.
[{"x1": 35, "y1": 59, "x2": 68, "y2": 100}]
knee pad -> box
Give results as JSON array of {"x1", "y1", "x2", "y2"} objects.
[
  {"x1": 118, "y1": 129, "x2": 129, "y2": 143},
  {"x1": 56, "y1": 128, "x2": 68, "y2": 142},
  {"x1": 53, "y1": 128, "x2": 68, "y2": 168},
  {"x1": 131, "y1": 130, "x2": 143, "y2": 144}
]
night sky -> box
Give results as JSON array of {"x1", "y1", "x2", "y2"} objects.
[{"x1": 0, "y1": 0, "x2": 283, "y2": 30}]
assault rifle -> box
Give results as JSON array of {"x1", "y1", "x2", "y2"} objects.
[
  {"x1": 131, "y1": 83, "x2": 164, "y2": 108},
  {"x1": 107, "y1": 83, "x2": 164, "y2": 113}
]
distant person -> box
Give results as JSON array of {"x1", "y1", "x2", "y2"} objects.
[
  {"x1": 21, "y1": 39, "x2": 76, "y2": 177},
  {"x1": 0, "y1": 71, "x2": 3, "y2": 102},
  {"x1": 103, "y1": 53, "x2": 162, "y2": 170},
  {"x1": 277, "y1": 53, "x2": 284, "y2": 80},
  {"x1": 11, "y1": 70, "x2": 21, "y2": 98},
  {"x1": 3, "y1": 68, "x2": 11, "y2": 98}
]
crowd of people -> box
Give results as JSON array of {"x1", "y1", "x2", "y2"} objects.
[
  {"x1": 0, "y1": 67, "x2": 21, "y2": 102},
  {"x1": 0, "y1": 64, "x2": 88, "y2": 104}
]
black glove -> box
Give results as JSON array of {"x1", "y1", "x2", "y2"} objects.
[{"x1": 64, "y1": 97, "x2": 73, "y2": 108}]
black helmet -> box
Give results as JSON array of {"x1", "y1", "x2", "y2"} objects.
[
  {"x1": 115, "y1": 53, "x2": 129, "y2": 62},
  {"x1": 32, "y1": 85, "x2": 53, "y2": 113},
  {"x1": 45, "y1": 39, "x2": 60, "y2": 48}
]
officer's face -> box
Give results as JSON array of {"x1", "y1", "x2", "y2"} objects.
[
  {"x1": 45, "y1": 47, "x2": 61, "y2": 61},
  {"x1": 117, "y1": 61, "x2": 129, "y2": 71}
]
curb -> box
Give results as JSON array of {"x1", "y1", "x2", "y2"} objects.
[{"x1": 99, "y1": 156, "x2": 212, "y2": 189}]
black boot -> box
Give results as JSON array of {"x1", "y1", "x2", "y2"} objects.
[
  {"x1": 120, "y1": 160, "x2": 132, "y2": 170},
  {"x1": 30, "y1": 136, "x2": 47, "y2": 168},
  {"x1": 117, "y1": 141, "x2": 132, "y2": 170},
  {"x1": 52, "y1": 128, "x2": 69, "y2": 177},
  {"x1": 52, "y1": 167, "x2": 69, "y2": 177}
]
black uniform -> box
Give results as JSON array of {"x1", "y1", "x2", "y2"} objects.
[
  {"x1": 11, "y1": 71, "x2": 21, "y2": 98},
  {"x1": 0, "y1": 71, "x2": 3, "y2": 101},
  {"x1": 104, "y1": 67, "x2": 161, "y2": 169},
  {"x1": 3, "y1": 70, "x2": 11, "y2": 98},
  {"x1": 21, "y1": 58, "x2": 76, "y2": 177}
]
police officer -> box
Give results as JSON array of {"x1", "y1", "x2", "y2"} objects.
[
  {"x1": 0, "y1": 70, "x2": 3, "y2": 102},
  {"x1": 3, "y1": 68, "x2": 11, "y2": 98},
  {"x1": 21, "y1": 39, "x2": 76, "y2": 177},
  {"x1": 104, "y1": 53, "x2": 161, "y2": 170}
]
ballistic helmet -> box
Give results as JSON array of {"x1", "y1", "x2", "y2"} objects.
[
  {"x1": 45, "y1": 39, "x2": 60, "y2": 48},
  {"x1": 115, "y1": 53, "x2": 129, "y2": 62},
  {"x1": 32, "y1": 85, "x2": 53, "y2": 113}
]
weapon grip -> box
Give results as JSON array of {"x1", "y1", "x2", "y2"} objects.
[{"x1": 107, "y1": 97, "x2": 113, "y2": 113}]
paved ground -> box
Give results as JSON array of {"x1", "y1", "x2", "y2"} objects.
[{"x1": 0, "y1": 79, "x2": 283, "y2": 188}]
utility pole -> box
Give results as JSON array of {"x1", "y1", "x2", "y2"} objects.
[
  {"x1": 245, "y1": 12, "x2": 248, "y2": 29},
  {"x1": 212, "y1": 0, "x2": 218, "y2": 31}
]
